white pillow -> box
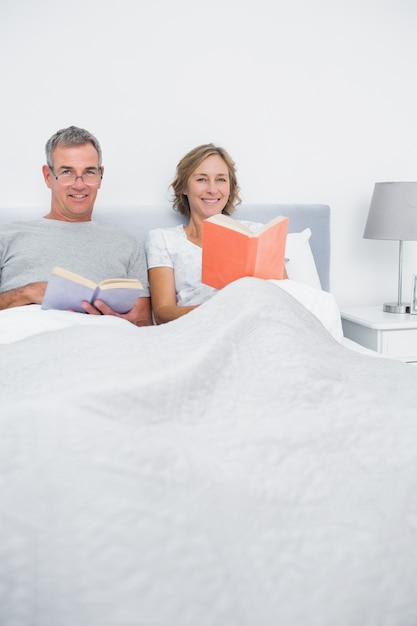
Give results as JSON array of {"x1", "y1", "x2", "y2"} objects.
[
  {"x1": 285, "y1": 228, "x2": 321, "y2": 290},
  {"x1": 268, "y1": 279, "x2": 343, "y2": 342}
]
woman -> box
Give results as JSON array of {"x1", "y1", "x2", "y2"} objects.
[{"x1": 146, "y1": 143, "x2": 252, "y2": 324}]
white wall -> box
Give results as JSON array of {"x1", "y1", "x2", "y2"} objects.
[{"x1": 1, "y1": 0, "x2": 417, "y2": 308}]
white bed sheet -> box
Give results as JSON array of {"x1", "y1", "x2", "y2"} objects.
[
  {"x1": 0, "y1": 303, "x2": 128, "y2": 344},
  {"x1": 1, "y1": 277, "x2": 417, "y2": 626},
  {"x1": 0, "y1": 278, "x2": 343, "y2": 345}
]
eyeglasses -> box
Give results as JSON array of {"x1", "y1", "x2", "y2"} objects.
[{"x1": 49, "y1": 167, "x2": 102, "y2": 186}]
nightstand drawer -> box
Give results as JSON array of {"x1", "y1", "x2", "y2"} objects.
[
  {"x1": 341, "y1": 307, "x2": 417, "y2": 362},
  {"x1": 379, "y1": 329, "x2": 417, "y2": 358},
  {"x1": 341, "y1": 319, "x2": 378, "y2": 351},
  {"x1": 342, "y1": 319, "x2": 417, "y2": 358}
]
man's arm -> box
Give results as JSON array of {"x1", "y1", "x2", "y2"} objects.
[{"x1": 0, "y1": 282, "x2": 47, "y2": 310}]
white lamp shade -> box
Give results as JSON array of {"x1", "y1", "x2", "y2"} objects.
[{"x1": 364, "y1": 182, "x2": 417, "y2": 241}]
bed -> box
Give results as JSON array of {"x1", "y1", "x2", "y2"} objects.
[{"x1": 1, "y1": 204, "x2": 417, "y2": 626}]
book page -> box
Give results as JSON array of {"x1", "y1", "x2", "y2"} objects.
[
  {"x1": 205, "y1": 214, "x2": 253, "y2": 235},
  {"x1": 51, "y1": 266, "x2": 96, "y2": 289},
  {"x1": 98, "y1": 278, "x2": 143, "y2": 290},
  {"x1": 205, "y1": 214, "x2": 288, "y2": 237},
  {"x1": 256, "y1": 215, "x2": 288, "y2": 235}
]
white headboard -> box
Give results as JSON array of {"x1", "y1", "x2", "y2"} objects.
[{"x1": 0, "y1": 203, "x2": 331, "y2": 291}]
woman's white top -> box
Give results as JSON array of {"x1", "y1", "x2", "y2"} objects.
[{"x1": 145, "y1": 221, "x2": 261, "y2": 306}]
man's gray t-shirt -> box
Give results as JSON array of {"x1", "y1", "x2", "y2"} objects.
[{"x1": 0, "y1": 218, "x2": 149, "y2": 295}]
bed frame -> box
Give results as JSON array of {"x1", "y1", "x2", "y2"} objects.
[{"x1": 0, "y1": 204, "x2": 331, "y2": 290}]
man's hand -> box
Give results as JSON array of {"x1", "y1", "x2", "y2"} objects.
[{"x1": 81, "y1": 296, "x2": 153, "y2": 326}]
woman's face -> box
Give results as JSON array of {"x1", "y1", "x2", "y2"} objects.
[{"x1": 183, "y1": 154, "x2": 230, "y2": 219}]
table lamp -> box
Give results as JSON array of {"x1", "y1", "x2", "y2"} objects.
[{"x1": 363, "y1": 182, "x2": 417, "y2": 313}]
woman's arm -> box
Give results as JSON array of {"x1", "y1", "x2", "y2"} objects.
[{"x1": 148, "y1": 267, "x2": 198, "y2": 324}]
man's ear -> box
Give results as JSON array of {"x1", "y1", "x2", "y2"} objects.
[{"x1": 42, "y1": 164, "x2": 53, "y2": 189}]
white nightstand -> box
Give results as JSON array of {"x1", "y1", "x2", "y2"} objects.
[{"x1": 341, "y1": 306, "x2": 417, "y2": 363}]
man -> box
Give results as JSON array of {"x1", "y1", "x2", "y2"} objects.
[{"x1": 0, "y1": 126, "x2": 152, "y2": 326}]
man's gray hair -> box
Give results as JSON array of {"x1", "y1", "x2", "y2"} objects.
[{"x1": 45, "y1": 126, "x2": 102, "y2": 168}]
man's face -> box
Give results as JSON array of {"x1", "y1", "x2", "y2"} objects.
[{"x1": 42, "y1": 143, "x2": 103, "y2": 222}]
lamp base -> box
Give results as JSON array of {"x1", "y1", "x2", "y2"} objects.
[{"x1": 383, "y1": 302, "x2": 410, "y2": 314}]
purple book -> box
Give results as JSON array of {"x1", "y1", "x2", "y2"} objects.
[{"x1": 41, "y1": 267, "x2": 144, "y2": 314}]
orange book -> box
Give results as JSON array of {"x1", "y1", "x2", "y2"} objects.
[{"x1": 201, "y1": 214, "x2": 289, "y2": 289}]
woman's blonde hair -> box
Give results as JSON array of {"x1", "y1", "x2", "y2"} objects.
[{"x1": 170, "y1": 143, "x2": 242, "y2": 217}]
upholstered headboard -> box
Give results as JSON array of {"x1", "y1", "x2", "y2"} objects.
[
  {"x1": 234, "y1": 204, "x2": 330, "y2": 291},
  {"x1": 0, "y1": 203, "x2": 331, "y2": 290}
]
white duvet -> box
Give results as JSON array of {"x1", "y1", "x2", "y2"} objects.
[{"x1": 1, "y1": 277, "x2": 417, "y2": 626}]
